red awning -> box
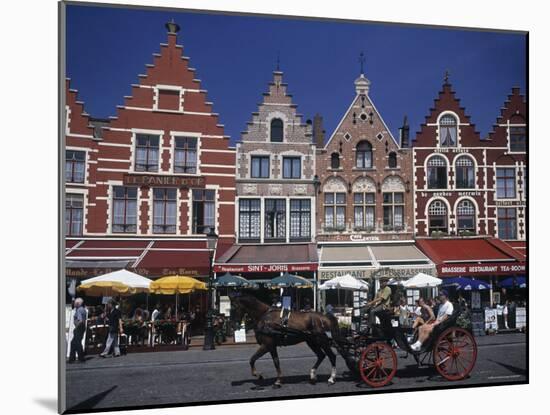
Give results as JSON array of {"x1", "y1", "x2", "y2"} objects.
[
  {"x1": 65, "y1": 238, "x2": 235, "y2": 278},
  {"x1": 214, "y1": 243, "x2": 318, "y2": 273},
  {"x1": 415, "y1": 237, "x2": 526, "y2": 277},
  {"x1": 504, "y1": 241, "x2": 527, "y2": 259}
]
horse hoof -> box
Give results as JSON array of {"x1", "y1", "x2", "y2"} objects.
[
  {"x1": 328, "y1": 380, "x2": 335, "y2": 386},
  {"x1": 309, "y1": 379, "x2": 317, "y2": 385},
  {"x1": 273, "y1": 383, "x2": 282, "y2": 389},
  {"x1": 257, "y1": 374, "x2": 264, "y2": 380}
]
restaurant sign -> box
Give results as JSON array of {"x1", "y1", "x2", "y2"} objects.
[
  {"x1": 214, "y1": 263, "x2": 317, "y2": 273},
  {"x1": 438, "y1": 262, "x2": 526, "y2": 276},
  {"x1": 123, "y1": 174, "x2": 205, "y2": 188},
  {"x1": 319, "y1": 268, "x2": 372, "y2": 280}
]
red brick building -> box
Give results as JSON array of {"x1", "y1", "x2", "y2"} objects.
[
  {"x1": 65, "y1": 22, "x2": 235, "y2": 284},
  {"x1": 315, "y1": 69, "x2": 434, "y2": 300},
  {"x1": 412, "y1": 77, "x2": 526, "y2": 243}
]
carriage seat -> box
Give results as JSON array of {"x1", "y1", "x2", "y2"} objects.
[{"x1": 431, "y1": 306, "x2": 460, "y2": 339}]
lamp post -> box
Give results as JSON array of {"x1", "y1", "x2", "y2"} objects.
[{"x1": 203, "y1": 227, "x2": 218, "y2": 350}]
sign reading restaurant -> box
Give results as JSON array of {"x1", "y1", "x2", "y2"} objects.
[
  {"x1": 123, "y1": 174, "x2": 205, "y2": 188},
  {"x1": 438, "y1": 262, "x2": 526, "y2": 276},
  {"x1": 214, "y1": 263, "x2": 317, "y2": 273}
]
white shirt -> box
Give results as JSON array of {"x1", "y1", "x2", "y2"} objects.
[
  {"x1": 151, "y1": 309, "x2": 159, "y2": 322},
  {"x1": 437, "y1": 301, "x2": 454, "y2": 321}
]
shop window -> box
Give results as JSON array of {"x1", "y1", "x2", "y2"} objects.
[
  {"x1": 270, "y1": 118, "x2": 284, "y2": 142},
  {"x1": 192, "y1": 189, "x2": 216, "y2": 234},
  {"x1": 283, "y1": 156, "x2": 301, "y2": 179},
  {"x1": 251, "y1": 155, "x2": 270, "y2": 178},
  {"x1": 496, "y1": 168, "x2": 516, "y2": 199},
  {"x1": 112, "y1": 186, "x2": 137, "y2": 233},
  {"x1": 290, "y1": 199, "x2": 310, "y2": 240},
  {"x1": 456, "y1": 199, "x2": 476, "y2": 234},
  {"x1": 427, "y1": 156, "x2": 447, "y2": 189},
  {"x1": 66, "y1": 194, "x2": 84, "y2": 236},
  {"x1": 331, "y1": 152, "x2": 340, "y2": 169},
  {"x1": 388, "y1": 152, "x2": 397, "y2": 168},
  {"x1": 157, "y1": 89, "x2": 180, "y2": 111},
  {"x1": 383, "y1": 192, "x2": 404, "y2": 231},
  {"x1": 510, "y1": 126, "x2": 526, "y2": 152},
  {"x1": 428, "y1": 200, "x2": 448, "y2": 235},
  {"x1": 356, "y1": 141, "x2": 372, "y2": 169},
  {"x1": 498, "y1": 208, "x2": 517, "y2": 240},
  {"x1": 174, "y1": 137, "x2": 197, "y2": 173},
  {"x1": 265, "y1": 199, "x2": 286, "y2": 240},
  {"x1": 135, "y1": 134, "x2": 160, "y2": 172},
  {"x1": 66, "y1": 150, "x2": 86, "y2": 183},
  {"x1": 455, "y1": 156, "x2": 475, "y2": 189},
  {"x1": 324, "y1": 192, "x2": 346, "y2": 231},
  {"x1": 239, "y1": 198, "x2": 261, "y2": 241},
  {"x1": 353, "y1": 192, "x2": 375, "y2": 231},
  {"x1": 153, "y1": 188, "x2": 177, "y2": 234},
  {"x1": 439, "y1": 114, "x2": 457, "y2": 147}
]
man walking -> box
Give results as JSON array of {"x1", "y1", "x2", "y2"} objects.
[
  {"x1": 100, "y1": 299, "x2": 123, "y2": 358},
  {"x1": 68, "y1": 298, "x2": 87, "y2": 363}
]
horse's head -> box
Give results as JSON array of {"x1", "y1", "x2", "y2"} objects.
[{"x1": 229, "y1": 292, "x2": 268, "y2": 324}]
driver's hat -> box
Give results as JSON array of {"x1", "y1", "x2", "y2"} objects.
[{"x1": 379, "y1": 276, "x2": 390, "y2": 282}]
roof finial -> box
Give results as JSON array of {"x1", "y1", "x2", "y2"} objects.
[
  {"x1": 276, "y1": 51, "x2": 280, "y2": 71},
  {"x1": 165, "y1": 19, "x2": 180, "y2": 35},
  {"x1": 444, "y1": 69, "x2": 450, "y2": 85},
  {"x1": 359, "y1": 51, "x2": 366, "y2": 75}
]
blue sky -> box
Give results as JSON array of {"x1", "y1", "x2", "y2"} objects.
[{"x1": 66, "y1": 4, "x2": 526, "y2": 144}]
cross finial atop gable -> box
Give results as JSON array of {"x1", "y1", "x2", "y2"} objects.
[
  {"x1": 359, "y1": 51, "x2": 366, "y2": 75},
  {"x1": 444, "y1": 69, "x2": 450, "y2": 85}
]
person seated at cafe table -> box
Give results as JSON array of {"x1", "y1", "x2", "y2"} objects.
[{"x1": 410, "y1": 290, "x2": 453, "y2": 352}]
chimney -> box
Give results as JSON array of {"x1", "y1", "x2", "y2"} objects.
[
  {"x1": 399, "y1": 116, "x2": 410, "y2": 148},
  {"x1": 312, "y1": 113, "x2": 325, "y2": 148}
]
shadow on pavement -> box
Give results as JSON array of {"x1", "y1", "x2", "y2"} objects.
[
  {"x1": 34, "y1": 398, "x2": 57, "y2": 413},
  {"x1": 68, "y1": 385, "x2": 118, "y2": 411},
  {"x1": 487, "y1": 359, "x2": 527, "y2": 376}
]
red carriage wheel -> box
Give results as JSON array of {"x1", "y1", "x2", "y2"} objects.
[
  {"x1": 433, "y1": 327, "x2": 477, "y2": 381},
  {"x1": 358, "y1": 342, "x2": 397, "y2": 387}
]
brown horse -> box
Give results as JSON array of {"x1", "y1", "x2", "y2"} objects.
[{"x1": 230, "y1": 293, "x2": 340, "y2": 387}]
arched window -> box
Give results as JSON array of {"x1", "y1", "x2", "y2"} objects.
[
  {"x1": 455, "y1": 156, "x2": 475, "y2": 189},
  {"x1": 331, "y1": 152, "x2": 340, "y2": 169},
  {"x1": 439, "y1": 114, "x2": 457, "y2": 147},
  {"x1": 388, "y1": 152, "x2": 397, "y2": 168},
  {"x1": 428, "y1": 200, "x2": 448, "y2": 234},
  {"x1": 427, "y1": 156, "x2": 447, "y2": 189},
  {"x1": 270, "y1": 118, "x2": 284, "y2": 142},
  {"x1": 356, "y1": 141, "x2": 372, "y2": 168},
  {"x1": 457, "y1": 200, "x2": 476, "y2": 234}
]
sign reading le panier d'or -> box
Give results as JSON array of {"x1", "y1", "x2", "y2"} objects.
[{"x1": 123, "y1": 174, "x2": 205, "y2": 188}]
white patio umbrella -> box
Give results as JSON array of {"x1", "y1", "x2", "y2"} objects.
[
  {"x1": 402, "y1": 272, "x2": 442, "y2": 289},
  {"x1": 79, "y1": 269, "x2": 152, "y2": 296},
  {"x1": 319, "y1": 274, "x2": 369, "y2": 291},
  {"x1": 319, "y1": 274, "x2": 368, "y2": 308}
]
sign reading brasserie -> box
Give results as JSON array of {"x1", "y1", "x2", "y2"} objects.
[
  {"x1": 123, "y1": 174, "x2": 205, "y2": 188},
  {"x1": 438, "y1": 262, "x2": 526, "y2": 276},
  {"x1": 214, "y1": 263, "x2": 317, "y2": 273}
]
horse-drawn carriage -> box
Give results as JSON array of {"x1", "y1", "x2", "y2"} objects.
[
  {"x1": 335, "y1": 307, "x2": 477, "y2": 387},
  {"x1": 229, "y1": 293, "x2": 477, "y2": 388}
]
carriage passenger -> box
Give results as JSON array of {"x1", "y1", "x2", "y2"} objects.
[
  {"x1": 412, "y1": 297, "x2": 435, "y2": 330},
  {"x1": 410, "y1": 290, "x2": 453, "y2": 352}
]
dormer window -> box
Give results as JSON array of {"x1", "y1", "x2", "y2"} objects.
[
  {"x1": 356, "y1": 141, "x2": 373, "y2": 168},
  {"x1": 510, "y1": 126, "x2": 526, "y2": 152},
  {"x1": 270, "y1": 118, "x2": 284, "y2": 142},
  {"x1": 439, "y1": 114, "x2": 457, "y2": 147},
  {"x1": 331, "y1": 152, "x2": 340, "y2": 169},
  {"x1": 388, "y1": 152, "x2": 397, "y2": 168}
]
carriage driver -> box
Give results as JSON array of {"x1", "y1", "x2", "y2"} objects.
[
  {"x1": 366, "y1": 276, "x2": 392, "y2": 328},
  {"x1": 410, "y1": 289, "x2": 454, "y2": 352}
]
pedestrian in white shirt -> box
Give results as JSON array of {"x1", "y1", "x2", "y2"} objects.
[{"x1": 410, "y1": 290, "x2": 454, "y2": 351}]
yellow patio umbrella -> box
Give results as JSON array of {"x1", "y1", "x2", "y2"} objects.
[
  {"x1": 149, "y1": 276, "x2": 207, "y2": 294},
  {"x1": 149, "y1": 276, "x2": 207, "y2": 319}
]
